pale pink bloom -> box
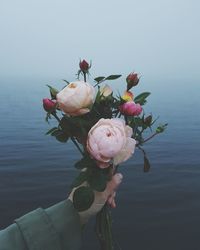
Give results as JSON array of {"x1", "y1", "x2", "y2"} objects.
[
  {"x1": 56, "y1": 81, "x2": 95, "y2": 116},
  {"x1": 100, "y1": 85, "x2": 113, "y2": 97},
  {"x1": 87, "y1": 118, "x2": 136, "y2": 168},
  {"x1": 119, "y1": 101, "x2": 142, "y2": 116}
]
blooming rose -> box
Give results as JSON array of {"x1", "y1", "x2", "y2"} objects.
[
  {"x1": 87, "y1": 118, "x2": 136, "y2": 168},
  {"x1": 119, "y1": 101, "x2": 142, "y2": 116},
  {"x1": 100, "y1": 85, "x2": 113, "y2": 97},
  {"x1": 43, "y1": 98, "x2": 56, "y2": 112},
  {"x1": 56, "y1": 81, "x2": 95, "y2": 116}
]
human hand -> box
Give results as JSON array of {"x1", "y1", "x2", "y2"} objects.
[{"x1": 68, "y1": 173, "x2": 123, "y2": 224}]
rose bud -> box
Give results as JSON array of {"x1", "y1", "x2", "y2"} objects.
[
  {"x1": 56, "y1": 81, "x2": 95, "y2": 116},
  {"x1": 144, "y1": 115, "x2": 152, "y2": 126},
  {"x1": 43, "y1": 98, "x2": 56, "y2": 112},
  {"x1": 100, "y1": 85, "x2": 113, "y2": 97},
  {"x1": 119, "y1": 101, "x2": 142, "y2": 116},
  {"x1": 87, "y1": 118, "x2": 136, "y2": 168},
  {"x1": 79, "y1": 59, "x2": 90, "y2": 73},
  {"x1": 121, "y1": 91, "x2": 134, "y2": 102},
  {"x1": 126, "y1": 72, "x2": 140, "y2": 90}
]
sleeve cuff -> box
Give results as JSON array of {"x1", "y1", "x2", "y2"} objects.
[{"x1": 15, "y1": 208, "x2": 61, "y2": 250}]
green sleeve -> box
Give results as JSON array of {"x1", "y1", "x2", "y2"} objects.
[{"x1": 0, "y1": 200, "x2": 82, "y2": 250}]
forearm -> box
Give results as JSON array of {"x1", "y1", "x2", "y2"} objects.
[{"x1": 0, "y1": 200, "x2": 82, "y2": 250}]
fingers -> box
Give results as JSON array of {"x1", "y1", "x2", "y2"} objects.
[
  {"x1": 107, "y1": 192, "x2": 116, "y2": 208},
  {"x1": 106, "y1": 173, "x2": 123, "y2": 195},
  {"x1": 106, "y1": 173, "x2": 123, "y2": 208}
]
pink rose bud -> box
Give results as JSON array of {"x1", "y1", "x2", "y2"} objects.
[
  {"x1": 126, "y1": 72, "x2": 140, "y2": 90},
  {"x1": 43, "y1": 98, "x2": 56, "y2": 112},
  {"x1": 119, "y1": 101, "x2": 142, "y2": 116},
  {"x1": 79, "y1": 59, "x2": 89, "y2": 73}
]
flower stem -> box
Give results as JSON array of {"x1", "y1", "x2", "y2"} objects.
[
  {"x1": 52, "y1": 113, "x2": 84, "y2": 156},
  {"x1": 95, "y1": 204, "x2": 114, "y2": 250},
  {"x1": 83, "y1": 72, "x2": 87, "y2": 82},
  {"x1": 143, "y1": 132, "x2": 158, "y2": 143},
  {"x1": 71, "y1": 137, "x2": 84, "y2": 156},
  {"x1": 52, "y1": 112, "x2": 61, "y2": 123}
]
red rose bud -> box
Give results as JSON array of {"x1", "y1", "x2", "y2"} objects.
[
  {"x1": 43, "y1": 98, "x2": 56, "y2": 112},
  {"x1": 144, "y1": 115, "x2": 152, "y2": 126},
  {"x1": 126, "y1": 72, "x2": 140, "y2": 90},
  {"x1": 79, "y1": 59, "x2": 89, "y2": 73}
]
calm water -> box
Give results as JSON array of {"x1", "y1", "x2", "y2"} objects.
[{"x1": 0, "y1": 77, "x2": 200, "y2": 250}]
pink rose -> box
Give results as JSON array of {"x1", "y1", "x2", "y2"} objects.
[
  {"x1": 87, "y1": 118, "x2": 136, "y2": 168},
  {"x1": 56, "y1": 81, "x2": 95, "y2": 116},
  {"x1": 43, "y1": 98, "x2": 56, "y2": 112},
  {"x1": 119, "y1": 101, "x2": 142, "y2": 116}
]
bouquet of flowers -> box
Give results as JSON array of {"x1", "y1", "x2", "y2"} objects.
[{"x1": 43, "y1": 60, "x2": 167, "y2": 249}]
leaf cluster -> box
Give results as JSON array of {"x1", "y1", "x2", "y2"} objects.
[{"x1": 71, "y1": 154, "x2": 112, "y2": 211}]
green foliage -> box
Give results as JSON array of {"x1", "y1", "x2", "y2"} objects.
[
  {"x1": 94, "y1": 76, "x2": 105, "y2": 83},
  {"x1": 74, "y1": 155, "x2": 96, "y2": 169},
  {"x1": 144, "y1": 155, "x2": 151, "y2": 172},
  {"x1": 45, "y1": 127, "x2": 58, "y2": 135},
  {"x1": 88, "y1": 167, "x2": 107, "y2": 192},
  {"x1": 60, "y1": 116, "x2": 90, "y2": 141},
  {"x1": 94, "y1": 74, "x2": 121, "y2": 87},
  {"x1": 46, "y1": 85, "x2": 59, "y2": 99},
  {"x1": 71, "y1": 171, "x2": 88, "y2": 188},
  {"x1": 73, "y1": 186, "x2": 95, "y2": 212},
  {"x1": 62, "y1": 79, "x2": 70, "y2": 85},
  {"x1": 134, "y1": 92, "x2": 151, "y2": 105},
  {"x1": 46, "y1": 127, "x2": 69, "y2": 143},
  {"x1": 105, "y1": 75, "x2": 121, "y2": 80},
  {"x1": 156, "y1": 123, "x2": 168, "y2": 133}
]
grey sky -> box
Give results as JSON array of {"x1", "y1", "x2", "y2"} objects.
[{"x1": 0, "y1": 0, "x2": 199, "y2": 83}]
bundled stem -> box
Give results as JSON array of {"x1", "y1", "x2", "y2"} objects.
[{"x1": 95, "y1": 204, "x2": 114, "y2": 250}]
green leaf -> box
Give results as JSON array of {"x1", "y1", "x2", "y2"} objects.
[
  {"x1": 51, "y1": 129, "x2": 69, "y2": 143},
  {"x1": 46, "y1": 127, "x2": 58, "y2": 135},
  {"x1": 134, "y1": 92, "x2": 151, "y2": 105},
  {"x1": 88, "y1": 168, "x2": 107, "y2": 192},
  {"x1": 156, "y1": 123, "x2": 168, "y2": 133},
  {"x1": 105, "y1": 75, "x2": 121, "y2": 80},
  {"x1": 71, "y1": 171, "x2": 88, "y2": 188},
  {"x1": 94, "y1": 76, "x2": 105, "y2": 82},
  {"x1": 46, "y1": 85, "x2": 59, "y2": 99},
  {"x1": 74, "y1": 155, "x2": 95, "y2": 169},
  {"x1": 73, "y1": 186, "x2": 94, "y2": 212},
  {"x1": 144, "y1": 155, "x2": 151, "y2": 172},
  {"x1": 94, "y1": 89, "x2": 101, "y2": 104},
  {"x1": 62, "y1": 79, "x2": 70, "y2": 85}
]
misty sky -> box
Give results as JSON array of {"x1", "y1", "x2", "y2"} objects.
[{"x1": 0, "y1": 0, "x2": 199, "y2": 83}]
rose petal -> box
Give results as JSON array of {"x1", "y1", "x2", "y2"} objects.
[{"x1": 113, "y1": 138, "x2": 136, "y2": 165}]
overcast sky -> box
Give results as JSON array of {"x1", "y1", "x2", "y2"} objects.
[{"x1": 0, "y1": 0, "x2": 199, "y2": 83}]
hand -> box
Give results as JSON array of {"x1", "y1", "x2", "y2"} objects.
[{"x1": 68, "y1": 173, "x2": 123, "y2": 224}]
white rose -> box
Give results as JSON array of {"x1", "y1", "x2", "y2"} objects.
[
  {"x1": 56, "y1": 81, "x2": 95, "y2": 116},
  {"x1": 100, "y1": 84, "x2": 113, "y2": 97}
]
